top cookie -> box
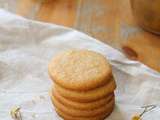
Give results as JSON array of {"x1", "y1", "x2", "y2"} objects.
[{"x1": 48, "y1": 50, "x2": 112, "y2": 91}]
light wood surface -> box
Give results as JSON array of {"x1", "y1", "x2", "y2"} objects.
[{"x1": 16, "y1": 0, "x2": 160, "y2": 72}]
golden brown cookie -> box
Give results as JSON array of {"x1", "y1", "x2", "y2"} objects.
[
  {"x1": 52, "y1": 88, "x2": 114, "y2": 110},
  {"x1": 53, "y1": 78, "x2": 116, "y2": 102},
  {"x1": 48, "y1": 50, "x2": 112, "y2": 91},
  {"x1": 51, "y1": 94, "x2": 115, "y2": 117},
  {"x1": 55, "y1": 107, "x2": 113, "y2": 120}
]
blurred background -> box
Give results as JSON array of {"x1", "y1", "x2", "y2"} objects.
[{"x1": 1, "y1": 0, "x2": 160, "y2": 72}]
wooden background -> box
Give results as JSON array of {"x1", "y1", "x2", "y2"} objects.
[{"x1": 16, "y1": 0, "x2": 160, "y2": 72}]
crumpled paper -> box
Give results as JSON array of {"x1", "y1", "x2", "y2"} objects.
[{"x1": 0, "y1": 9, "x2": 160, "y2": 120}]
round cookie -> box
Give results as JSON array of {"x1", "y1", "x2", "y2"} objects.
[
  {"x1": 48, "y1": 50, "x2": 112, "y2": 91},
  {"x1": 52, "y1": 88, "x2": 114, "y2": 110},
  {"x1": 53, "y1": 78, "x2": 116, "y2": 102},
  {"x1": 51, "y1": 94, "x2": 115, "y2": 117},
  {"x1": 55, "y1": 107, "x2": 113, "y2": 120}
]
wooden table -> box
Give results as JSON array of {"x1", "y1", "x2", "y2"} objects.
[{"x1": 16, "y1": 0, "x2": 160, "y2": 72}]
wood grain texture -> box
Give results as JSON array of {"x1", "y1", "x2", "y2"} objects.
[
  {"x1": 36, "y1": 0, "x2": 78, "y2": 27},
  {"x1": 16, "y1": 0, "x2": 39, "y2": 18},
  {"x1": 123, "y1": 32, "x2": 160, "y2": 72},
  {"x1": 16, "y1": 0, "x2": 160, "y2": 72}
]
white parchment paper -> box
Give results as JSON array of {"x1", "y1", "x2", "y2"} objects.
[{"x1": 0, "y1": 9, "x2": 160, "y2": 120}]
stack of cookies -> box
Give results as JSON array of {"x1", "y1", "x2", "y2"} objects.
[{"x1": 48, "y1": 50, "x2": 116, "y2": 120}]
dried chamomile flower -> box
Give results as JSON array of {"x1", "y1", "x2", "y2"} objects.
[
  {"x1": 10, "y1": 106, "x2": 22, "y2": 120},
  {"x1": 132, "y1": 115, "x2": 141, "y2": 120},
  {"x1": 131, "y1": 105, "x2": 156, "y2": 120}
]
